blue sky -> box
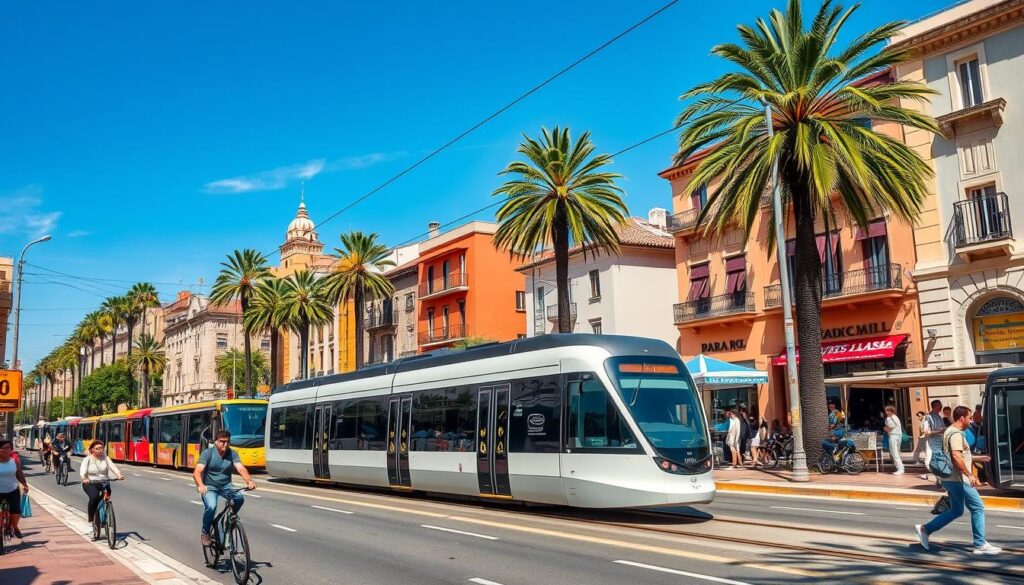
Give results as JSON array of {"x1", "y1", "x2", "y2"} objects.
[{"x1": 1, "y1": 0, "x2": 952, "y2": 371}]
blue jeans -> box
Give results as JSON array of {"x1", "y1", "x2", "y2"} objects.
[
  {"x1": 924, "y1": 480, "x2": 986, "y2": 547},
  {"x1": 201, "y1": 487, "x2": 244, "y2": 534}
]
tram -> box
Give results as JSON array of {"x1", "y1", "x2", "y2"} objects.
[
  {"x1": 982, "y1": 367, "x2": 1024, "y2": 491},
  {"x1": 266, "y1": 335, "x2": 715, "y2": 508}
]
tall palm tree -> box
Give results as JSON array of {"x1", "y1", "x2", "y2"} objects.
[
  {"x1": 101, "y1": 295, "x2": 130, "y2": 364},
  {"x1": 127, "y1": 282, "x2": 160, "y2": 356},
  {"x1": 321, "y1": 231, "x2": 395, "y2": 369},
  {"x1": 275, "y1": 270, "x2": 333, "y2": 380},
  {"x1": 674, "y1": 0, "x2": 937, "y2": 461},
  {"x1": 493, "y1": 127, "x2": 628, "y2": 333},
  {"x1": 211, "y1": 249, "x2": 271, "y2": 396},
  {"x1": 215, "y1": 348, "x2": 270, "y2": 391},
  {"x1": 80, "y1": 310, "x2": 104, "y2": 372},
  {"x1": 243, "y1": 277, "x2": 289, "y2": 390},
  {"x1": 127, "y1": 334, "x2": 166, "y2": 409}
]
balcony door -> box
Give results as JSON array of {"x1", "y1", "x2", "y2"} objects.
[
  {"x1": 969, "y1": 185, "x2": 1001, "y2": 241},
  {"x1": 859, "y1": 220, "x2": 890, "y2": 290}
]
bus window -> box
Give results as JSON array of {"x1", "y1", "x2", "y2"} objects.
[
  {"x1": 221, "y1": 403, "x2": 266, "y2": 448},
  {"x1": 160, "y1": 416, "x2": 182, "y2": 444}
]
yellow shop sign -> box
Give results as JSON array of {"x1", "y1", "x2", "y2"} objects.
[{"x1": 973, "y1": 312, "x2": 1024, "y2": 352}]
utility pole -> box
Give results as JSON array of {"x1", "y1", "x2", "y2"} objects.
[
  {"x1": 763, "y1": 100, "x2": 809, "y2": 482},
  {"x1": 9, "y1": 234, "x2": 51, "y2": 439}
]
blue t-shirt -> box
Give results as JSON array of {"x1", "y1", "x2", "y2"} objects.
[{"x1": 199, "y1": 446, "x2": 240, "y2": 490}]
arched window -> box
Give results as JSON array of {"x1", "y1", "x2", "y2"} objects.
[{"x1": 972, "y1": 296, "x2": 1024, "y2": 365}]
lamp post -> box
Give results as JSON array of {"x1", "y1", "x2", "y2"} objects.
[
  {"x1": 762, "y1": 100, "x2": 809, "y2": 482},
  {"x1": 78, "y1": 346, "x2": 85, "y2": 416},
  {"x1": 8, "y1": 234, "x2": 52, "y2": 440}
]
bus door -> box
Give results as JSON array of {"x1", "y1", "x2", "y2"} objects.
[
  {"x1": 386, "y1": 395, "x2": 412, "y2": 488},
  {"x1": 185, "y1": 412, "x2": 213, "y2": 468},
  {"x1": 476, "y1": 385, "x2": 512, "y2": 497},
  {"x1": 312, "y1": 403, "x2": 332, "y2": 479}
]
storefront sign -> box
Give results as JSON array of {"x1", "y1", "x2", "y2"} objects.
[
  {"x1": 771, "y1": 334, "x2": 907, "y2": 366},
  {"x1": 701, "y1": 339, "x2": 747, "y2": 352},
  {"x1": 821, "y1": 321, "x2": 889, "y2": 340},
  {"x1": 973, "y1": 313, "x2": 1024, "y2": 352}
]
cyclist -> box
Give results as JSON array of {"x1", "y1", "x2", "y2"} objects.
[
  {"x1": 194, "y1": 430, "x2": 256, "y2": 546},
  {"x1": 81, "y1": 440, "x2": 125, "y2": 535},
  {"x1": 0, "y1": 439, "x2": 30, "y2": 539},
  {"x1": 41, "y1": 434, "x2": 54, "y2": 471},
  {"x1": 52, "y1": 433, "x2": 73, "y2": 475}
]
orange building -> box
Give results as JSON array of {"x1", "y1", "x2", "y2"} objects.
[
  {"x1": 414, "y1": 221, "x2": 526, "y2": 351},
  {"x1": 662, "y1": 74, "x2": 928, "y2": 442}
]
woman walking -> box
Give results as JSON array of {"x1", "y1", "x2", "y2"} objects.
[
  {"x1": 0, "y1": 439, "x2": 29, "y2": 539},
  {"x1": 80, "y1": 440, "x2": 125, "y2": 536},
  {"x1": 883, "y1": 406, "x2": 905, "y2": 475}
]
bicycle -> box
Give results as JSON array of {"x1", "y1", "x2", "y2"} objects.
[
  {"x1": 42, "y1": 451, "x2": 53, "y2": 474},
  {"x1": 90, "y1": 479, "x2": 122, "y2": 549},
  {"x1": 0, "y1": 499, "x2": 10, "y2": 555},
  {"x1": 202, "y1": 487, "x2": 253, "y2": 584},
  {"x1": 55, "y1": 454, "x2": 70, "y2": 486}
]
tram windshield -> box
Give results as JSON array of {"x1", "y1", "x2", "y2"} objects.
[
  {"x1": 222, "y1": 404, "x2": 267, "y2": 448},
  {"x1": 987, "y1": 379, "x2": 1024, "y2": 489},
  {"x1": 608, "y1": 359, "x2": 710, "y2": 467}
]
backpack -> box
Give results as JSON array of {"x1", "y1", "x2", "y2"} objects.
[{"x1": 927, "y1": 430, "x2": 960, "y2": 479}]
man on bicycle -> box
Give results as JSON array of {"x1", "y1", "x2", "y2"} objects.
[
  {"x1": 52, "y1": 433, "x2": 73, "y2": 475},
  {"x1": 194, "y1": 430, "x2": 256, "y2": 545}
]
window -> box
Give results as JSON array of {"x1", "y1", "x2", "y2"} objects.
[
  {"x1": 690, "y1": 184, "x2": 707, "y2": 211},
  {"x1": 458, "y1": 299, "x2": 466, "y2": 325},
  {"x1": 427, "y1": 266, "x2": 435, "y2": 294},
  {"x1": 590, "y1": 318, "x2": 603, "y2": 335},
  {"x1": 517, "y1": 334, "x2": 527, "y2": 340},
  {"x1": 819, "y1": 231, "x2": 842, "y2": 295},
  {"x1": 187, "y1": 412, "x2": 211, "y2": 445},
  {"x1": 329, "y1": 397, "x2": 387, "y2": 451},
  {"x1": 158, "y1": 416, "x2": 182, "y2": 443},
  {"x1": 261, "y1": 338, "x2": 270, "y2": 351},
  {"x1": 442, "y1": 260, "x2": 450, "y2": 289},
  {"x1": 857, "y1": 220, "x2": 890, "y2": 289},
  {"x1": 958, "y1": 57, "x2": 983, "y2": 108},
  {"x1": 687, "y1": 263, "x2": 710, "y2": 310},
  {"x1": 216, "y1": 334, "x2": 228, "y2": 350},
  {"x1": 589, "y1": 270, "x2": 601, "y2": 300},
  {"x1": 566, "y1": 374, "x2": 638, "y2": 451},
  {"x1": 269, "y1": 404, "x2": 313, "y2": 450},
  {"x1": 442, "y1": 306, "x2": 450, "y2": 330},
  {"x1": 510, "y1": 376, "x2": 561, "y2": 453},
  {"x1": 410, "y1": 387, "x2": 476, "y2": 452},
  {"x1": 427, "y1": 308, "x2": 435, "y2": 336},
  {"x1": 405, "y1": 293, "x2": 415, "y2": 312},
  {"x1": 108, "y1": 422, "x2": 123, "y2": 443},
  {"x1": 515, "y1": 291, "x2": 526, "y2": 311},
  {"x1": 724, "y1": 255, "x2": 747, "y2": 306}
]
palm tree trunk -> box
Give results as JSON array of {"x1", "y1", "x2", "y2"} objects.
[
  {"x1": 270, "y1": 329, "x2": 279, "y2": 390},
  {"x1": 242, "y1": 294, "x2": 253, "y2": 398},
  {"x1": 127, "y1": 319, "x2": 135, "y2": 357},
  {"x1": 790, "y1": 176, "x2": 828, "y2": 466},
  {"x1": 100, "y1": 336, "x2": 106, "y2": 367},
  {"x1": 299, "y1": 319, "x2": 310, "y2": 379},
  {"x1": 552, "y1": 208, "x2": 572, "y2": 334},
  {"x1": 91, "y1": 343, "x2": 96, "y2": 372},
  {"x1": 143, "y1": 364, "x2": 150, "y2": 409},
  {"x1": 355, "y1": 284, "x2": 365, "y2": 369}
]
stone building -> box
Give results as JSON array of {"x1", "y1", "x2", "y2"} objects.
[
  {"x1": 364, "y1": 246, "x2": 420, "y2": 365},
  {"x1": 0, "y1": 256, "x2": 12, "y2": 368}
]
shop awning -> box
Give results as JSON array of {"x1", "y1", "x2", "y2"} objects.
[
  {"x1": 824, "y1": 363, "x2": 1011, "y2": 388},
  {"x1": 771, "y1": 334, "x2": 908, "y2": 366},
  {"x1": 685, "y1": 354, "x2": 769, "y2": 386}
]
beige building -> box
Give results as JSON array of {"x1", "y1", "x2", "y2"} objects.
[
  {"x1": 83, "y1": 306, "x2": 165, "y2": 377},
  {"x1": 0, "y1": 256, "x2": 11, "y2": 368},
  {"x1": 364, "y1": 248, "x2": 420, "y2": 365},
  {"x1": 161, "y1": 291, "x2": 269, "y2": 406}
]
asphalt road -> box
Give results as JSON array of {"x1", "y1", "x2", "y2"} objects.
[{"x1": 18, "y1": 452, "x2": 1024, "y2": 585}]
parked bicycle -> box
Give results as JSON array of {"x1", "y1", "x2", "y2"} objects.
[
  {"x1": 760, "y1": 433, "x2": 793, "y2": 469},
  {"x1": 91, "y1": 479, "x2": 122, "y2": 549},
  {"x1": 202, "y1": 487, "x2": 254, "y2": 584},
  {"x1": 818, "y1": 434, "x2": 866, "y2": 474}
]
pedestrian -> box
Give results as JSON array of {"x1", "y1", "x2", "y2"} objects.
[
  {"x1": 911, "y1": 411, "x2": 927, "y2": 463},
  {"x1": 750, "y1": 418, "x2": 767, "y2": 468},
  {"x1": 0, "y1": 439, "x2": 29, "y2": 539},
  {"x1": 883, "y1": 406, "x2": 904, "y2": 475},
  {"x1": 942, "y1": 406, "x2": 952, "y2": 427},
  {"x1": 724, "y1": 410, "x2": 741, "y2": 469},
  {"x1": 916, "y1": 406, "x2": 1001, "y2": 555},
  {"x1": 921, "y1": 400, "x2": 946, "y2": 481},
  {"x1": 737, "y1": 408, "x2": 751, "y2": 463}
]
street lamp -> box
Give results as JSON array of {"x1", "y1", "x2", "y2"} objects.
[
  {"x1": 8, "y1": 234, "x2": 51, "y2": 440},
  {"x1": 762, "y1": 100, "x2": 809, "y2": 482}
]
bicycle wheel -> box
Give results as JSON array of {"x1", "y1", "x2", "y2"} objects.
[
  {"x1": 1, "y1": 503, "x2": 8, "y2": 555},
  {"x1": 817, "y1": 453, "x2": 834, "y2": 474},
  {"x1": 92, "y1": 510, "x2": 101, "y2": 541},
  {"x1": 203, "y1": 521, "x2": 221, "y2": 567},
  {"x1": 105, "y1": 501, "x2": 117, "y2": 549},
  {"x1": 762, "y1": 449, "x2": 779, "y2": 470},
  {"x1": 843, "y1": 452, "x2": 866, "y2": 475},
  {"x1": 228, "y1": 518, "x2": 251, "y2": 585}
]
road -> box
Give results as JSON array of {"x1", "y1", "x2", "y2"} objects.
[{"x1": 19, "y1": 453, "x2": 1023, "y2": 585}]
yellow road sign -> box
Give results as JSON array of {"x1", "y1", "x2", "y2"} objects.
[{"x1": 0, "y1": 370, "x2": 24, "y2": 412}]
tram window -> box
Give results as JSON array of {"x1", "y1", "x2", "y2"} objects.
[
  {"x1": 270, "y1": 405, "x2": 313, "y2": 450},
  {"x1": 412, "y1": 391, "x2": 447, "y2": 451},
  {"x1": 160, "y1": 417, "x2": 182, "y2": 443},
  {"x1": 510, "y1": 375, "x2": 561, "y2": 453},
  {"x1": 567, "y1": 376, "x2": 637, "y2": 451},
  {"x1": 359, "y1": 397, "x2": 387, "y2": 450},
  {"x1": 409, "y1": 388, "x2": 475, "y2": 452}
]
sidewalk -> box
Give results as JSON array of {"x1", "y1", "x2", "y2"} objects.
[
  {"x1": 0, "y1": 484, "x2": 219, "y2": 585},
  {"x1": 714, "y1": 464, "x2": 1024, "y2": 510}
]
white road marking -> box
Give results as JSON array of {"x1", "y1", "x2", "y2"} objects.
[
  {"x1": 468, "y1": 579, "x2": 504, "y2": 585},
  {"x1": 271, "y1": 524, "x2": 297, "y2": 533},
  {"x1": 247, "y1": 494, "x2": 262, "y2": 498},
  {"x1": 312, "y1": 505, "x2": 354, "y2": 515},
  {"x1": 770, "y1": 505, "x2": 864, "y2": 516},
  {"x1": 997, "y1": 525, "x2": 1024, "y2": 530},
  {"x1": 190, "y1": 500, "x2": 203, "y2": 506},
  {"x1": 615, "y1": 560, "x2": 751, "y2": 585},
  {"x1": 896, "y1": 508, "x2": 918, "y2": 511},
  {"x1": 160, "y1": 477, "x2": 171, "y2": 481},
  {"x1": 421, "y1": 524, "x2": 499, "y2": 540},
  {"x1": 132, "y1": 473, "x2": 141, "y2": 477}
]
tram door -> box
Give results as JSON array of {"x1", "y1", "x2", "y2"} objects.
[
  {"x1": 476, "y1": 385, "x2": 512, "y2": 497},
  {"x1": 312, "y1": 403, "x2": 332, "y2": 479},
  {"x1": 386, "y1": 396, "x2": 412, "y2": 487}
]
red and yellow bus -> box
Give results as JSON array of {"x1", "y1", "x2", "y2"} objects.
[
  {"x1": 72, "y1": 415, "x2": 101, "y2": 456},
  {"x1": 126, "y1": 408, "x2": 154, "y2": 463},
  {"x1": 150, "y1": 400, "x2": 267, "y2": 469}
]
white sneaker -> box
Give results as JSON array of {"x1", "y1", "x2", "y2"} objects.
[
  {"x1": 919, "y1": 474, "x2": 929, "y2": 480},
  {"x1": 893, "y1": 470, "x2": 905, "y2": 475},
  {"x1": 915, "y1": 524, "x2": 929, "y2": 551},
  {"x1": 974, "y1": 543, "x2": 1002, "y2": 555}
]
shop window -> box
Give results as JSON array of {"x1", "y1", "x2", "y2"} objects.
[{"x1": 703, "y1": 387, "x2": 757, "y2": 433}]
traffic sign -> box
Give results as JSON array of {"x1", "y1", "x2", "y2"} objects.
[{"x1": 0, "y1": 370, "x2": 24, "y2": 412}]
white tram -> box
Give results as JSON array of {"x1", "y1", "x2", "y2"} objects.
[{"x1": 266, "y1": 335, "x2": 715, "y2": 508}]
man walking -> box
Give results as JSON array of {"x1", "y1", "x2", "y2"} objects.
[{"x1": 916, "y1": 406, "x2": 1001, "y2": 555}]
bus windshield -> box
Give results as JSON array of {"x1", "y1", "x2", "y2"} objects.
[
  {"x1": 222, "y1": 404, "x2": 267, "y2": 448},
  {"x1": 608, "y1": 359, "x2": 710, "y2": 468}
]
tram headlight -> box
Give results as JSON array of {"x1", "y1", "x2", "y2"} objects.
[{"x1": 654, "y1": 456, "x2": 711, "y2": 474}]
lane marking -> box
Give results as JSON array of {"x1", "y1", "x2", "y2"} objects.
[
  {"x1": 422, "y1": 524, "x2": 499, "y2": 540},
  {"x1": 311, "y1": 505, "x2": 354, "y2": 515},
  {"x1": 997, "y1": 525, "x2": 1024, "y2": 530},
  {"x1": 160, "y1": 477, "x2": 171, "y2": 481},
  {"x1": 190, "y1": 500, "x2": 203, "y2": 506},
  {"x1": 469, "y1": 579, "x2": 504, "y2": 585},
  {"x1": 271, "y1": 523, "x2": 297, "y2": 533},
  {"x1": 132, "y1": 473, "x2": 141, "y2": 477},
  {"x1": 770, "y1": 506, "x2": 864, "y2": 516},
  {"x1": 247, "y1": 494, "x2": 262, "y2": 498},
  {"x1": 615, "y1": 560, "x2": 751, "y2": 585}
]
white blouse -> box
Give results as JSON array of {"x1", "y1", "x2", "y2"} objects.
[{"x1": 80, "y1": 455, "x2": 123, "y2": 482}]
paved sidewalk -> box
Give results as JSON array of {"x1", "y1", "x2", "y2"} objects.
[{"x1": 714, "y1": 464, "x2": 1024, "y2": 510}]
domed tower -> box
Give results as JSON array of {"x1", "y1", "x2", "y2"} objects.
[{"x1": 278, "y1": 193, "x2": 325, "y2": 272}]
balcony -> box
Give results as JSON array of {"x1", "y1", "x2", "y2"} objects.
[
  {"x1": 546, "y1": 303, "x2": 578, "y2": 323},
  {"x1": 764, "y1": 263, "x2": 903, "y2": 309},
  {"x1": 673, "y1": 291, "x2": 755, "y2": 326},
  {"x1": 418, "y1": 324, "x2": 468, "y2": 347},
  {"x1": 953, "y1": 192, "x2": 1014, "y2": 260},
  {"x1": 667, "y1": 209, "x2": 699, "y2": 233},
  {"x1": 418, "y1": 272, "x2": 469, "y2": 300},
  {"x1": 364, "y1": 309, "x2": 399, "y2": 330}
]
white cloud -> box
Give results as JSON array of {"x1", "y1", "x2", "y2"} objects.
[
  {"x1": 67, "y1": 230, "x2": 91, "y2": 238},
  {"x1": 0, "y1": 184, "x2": 61, "y2": 238},
  {"x1": 203, "y1": 151, "x2": 406, "y2": 194}
]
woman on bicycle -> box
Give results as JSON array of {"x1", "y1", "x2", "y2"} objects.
[
  {"x1": 80, "y1": 440, "x2": 124, "y2": 532},
  {"x1": 0, "y1": 439, "x2": 29, "y2": 539},
  {"x1": 41, "y1": 434, "x2": 53, "y2": 470}
]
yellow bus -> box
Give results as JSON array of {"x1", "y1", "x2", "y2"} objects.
[{"x1": 150, "y1": 399, "x2": 267, "y2": 470}]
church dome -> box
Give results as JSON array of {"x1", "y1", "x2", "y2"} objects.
[{"x1": 286, "y1": 200, "x2": 317, "y2": 241}]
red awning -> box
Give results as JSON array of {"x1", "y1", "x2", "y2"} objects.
[{"x1": 771, "y1": 334, "x2": 908, "y2": 366}]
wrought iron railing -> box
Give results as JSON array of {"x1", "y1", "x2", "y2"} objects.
[
  {"x1": 764, "y1": 263, "x2": 903, "y2": 308},
  {"x1": 673, "y1": 291, "x2": 754, "y2": 323},
  {"x1": 417, "y1": 324, "x2": 467, "y2": 345},
  {"x1": 546, "y1": 303, "x2": 578, "y2": 322},
  {"x1": 953, "y1": 192, "x2": 1012, "y2": 248},
  {"x1": 418, "y1": 272, "x2": 469, "y2": 297},
  {"x1": 364, "y1": 309, "x2": 399, "y2": 330},
  {"x1": 667, "y1": 209, "x2": 699, "y2": 232}
]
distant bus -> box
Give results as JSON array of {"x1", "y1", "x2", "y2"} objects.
[
  {"x1": 983, "y1": 367, "x2": 1024, "y2": 491},
  {"x1": 149, "y1": 400, "x2": 267, "y2": 469}
]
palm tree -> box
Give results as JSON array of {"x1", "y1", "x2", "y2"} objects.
[
  {"x1": 321, "y1": 231, "x2": 395, "y2": 369},
  {"x1": 127, "y1": 282, "x2": 160, "y2": 356},
  {"x1": 79, "y1": 310, "x2": 103, "y2": 372},
  {"x1": 127, "y1": 334, "x2": 166, "y2": 409},
  {"x1": 275, "y1": 270, "x2": 333, "y2": 380},
  {"x1": 674, "y1": 0, "x2": 937, "y2": 461},
  {"x1": 243, "y1": 277, "x2": 289, "y2": 390},
  {"x1": 215, "y1": 348, "x2": 270, "y2": 391},
  {"x1": 211, "y1": 249, "x2": 271, "y2": 396},
  {"x1": 101, "y1": 295, "x2": 130, "y2": 364},
  {"x1": 493, "y1": 127, "x2": 628, "y2": 333}
]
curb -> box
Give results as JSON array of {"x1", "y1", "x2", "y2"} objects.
[
  {"x1": 28, "y1": 485, "x2": 221, "y2": 585},
  {"x1": 715, "y1": 481, "x2": 1024, "y2": 510}
]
